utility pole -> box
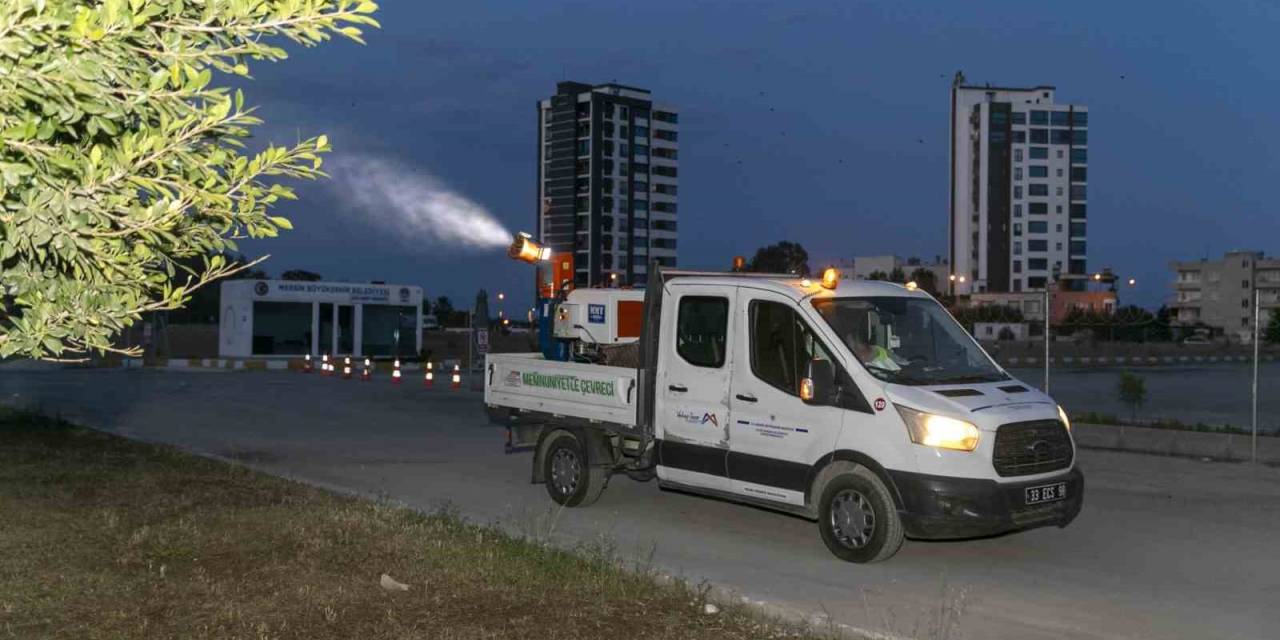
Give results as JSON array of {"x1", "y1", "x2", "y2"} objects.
[
  {"x1": 1044, "y1": 267, "x2": 1060, "y2": 394},
  {"x1": 1044, "y1": 284, "x2": 1051, "y2": 393},
  {"x1": 1252, "y1": 288, "x2": 1260, "y2": 464}
]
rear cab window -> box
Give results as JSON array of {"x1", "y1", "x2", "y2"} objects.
[{"x1": 676, "y1": 296, "x2": 728, "y2": 368}]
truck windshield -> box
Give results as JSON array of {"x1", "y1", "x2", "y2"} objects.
[{"x1": 811, "y1": 297, "x2": 1008, "y2": 386}]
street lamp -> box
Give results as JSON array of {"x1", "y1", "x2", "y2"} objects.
[{"x1": 497, "y1": 292, "x2": 505, "y2": 301}]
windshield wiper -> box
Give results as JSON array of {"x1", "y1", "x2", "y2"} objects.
[
  {"x1": 864, "y1": 365, "x2": 932, "y2": 385},
  {"x1": 932, "y1": 373, "x2": 1010, "y2": 384}
]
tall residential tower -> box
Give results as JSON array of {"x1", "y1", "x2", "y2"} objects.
[
  {"x1": 949, "y1": 74, "x2": 1089, "y2": 294},
  {"x1": 537, "y1": 82, "x2": 679, "y2": 287}
]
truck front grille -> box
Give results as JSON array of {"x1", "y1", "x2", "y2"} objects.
[{"x1": 992, "y1": 420, "x2": 1073, "y2": 477}]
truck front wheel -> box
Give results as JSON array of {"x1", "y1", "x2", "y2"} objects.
[
  {"x1": 817, "y1": 468, "x2": 904, "y2": 563},
  {"x1": 543, "y1": 432, "x2": 608, "y2": 507}
]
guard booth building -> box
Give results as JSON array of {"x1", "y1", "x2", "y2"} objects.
[{"x1": 219, "y1": 280, "x2": 423, "y2": 358}]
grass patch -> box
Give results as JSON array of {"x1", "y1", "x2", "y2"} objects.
[
  {"x1": 0, "y1": 409, "x2": 819, "y2": 639},
  {"x1": 1072, "y1": 411, "x2": 1273, "y2": 437}
]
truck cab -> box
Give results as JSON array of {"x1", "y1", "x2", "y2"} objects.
[{"x1": 485, "y1": 268, "x2": 1082, "y2": 562}]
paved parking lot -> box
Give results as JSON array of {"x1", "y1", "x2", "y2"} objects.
[{"x1": 3, "y1": 367, "x2": 1278, "y2": 639}]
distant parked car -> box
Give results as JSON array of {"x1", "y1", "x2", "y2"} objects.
[{"x1": 1182, "y1": 335, "x2": 1211, "y2": 345}]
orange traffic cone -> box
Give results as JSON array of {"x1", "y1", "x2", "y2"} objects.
[
  {"x1": 321, "y1": 353, "x2": 331, "y2": 376},
  {"x1": 361, "y1": 358, "x2": 372, "y2": 381},
  {"x1": 342, "y1": 356, "x2": 352, "y2": 380},
  {"x1": 450, "y1": 364, "x2": 461, "y2": 390},
  {"x1": 423, "y1": 361, "x2": 434, "y2": 388},
  {"x1": 391, "y1": 359, "x2": 402, "y2": 385},
  {"x1": 303, "y1": 354, "x2": 313, "y2": 373}
]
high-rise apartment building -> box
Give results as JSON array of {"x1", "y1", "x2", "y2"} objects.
[
  {"x1": 1170, "y1": 250, "x2": 1280, "y2": 342},
  {"x1": 949, "y1": 73, "x2": 1089, "y2": 295},
  {"x1": 537, "y1": 82, "x2": 679, "y2": 287}
]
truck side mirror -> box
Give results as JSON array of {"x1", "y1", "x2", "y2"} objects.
[{"x1": 800, "y1": 358, "x2": 836, "y2": 405}]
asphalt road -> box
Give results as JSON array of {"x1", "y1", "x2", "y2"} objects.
[{"x1": 3, "y1": 367, "x2": 1278, "y2": 639}]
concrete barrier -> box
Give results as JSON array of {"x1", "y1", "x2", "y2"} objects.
[{"x1": 1073, "y1": 422, "x2": 1280, "y2": 464}]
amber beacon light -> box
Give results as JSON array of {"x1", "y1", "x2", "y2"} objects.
[{"x1": 820, "y1": 267, "x2": 839, "y2": 290}]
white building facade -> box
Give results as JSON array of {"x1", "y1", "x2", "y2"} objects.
[
  {"x1": 219, "y1": 280, "x2": 423, "y2": 358},
  {"x1": 537, "y1": 82, "x2": 678, "y2": 287},
  {"x1": 950, "y1": 74, "x2": 1089, "y2": 295}
]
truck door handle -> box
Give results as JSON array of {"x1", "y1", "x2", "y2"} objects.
[
  {"x1": 735, "y1": 394, "x2": 758, "y2": 403},
  {"x1": 668, "y1": 384, "x2": 688, "y2": 393}
]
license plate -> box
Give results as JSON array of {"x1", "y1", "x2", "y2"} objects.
[{"x1": 1025, "y1": 482, "x2": 1067, "y2": 505}]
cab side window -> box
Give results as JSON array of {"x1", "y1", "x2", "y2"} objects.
[
  {"x1": 750, "y1": 301, "x2": 834, "y2": 396},
  {"x1": 676, "y1": 296, "x2": 728, "y2": 368}
]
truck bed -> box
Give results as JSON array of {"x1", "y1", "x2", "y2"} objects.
[{"x1": 484, "y1": 353, "x2": 639, "y2": 428}]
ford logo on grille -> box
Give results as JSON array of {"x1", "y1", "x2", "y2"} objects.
[{"x1": 1026, "y1": 440, "x2": 1051, "y2": 456}]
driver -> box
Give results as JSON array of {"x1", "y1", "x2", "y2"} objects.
[{"x1": 844, "y1": 310, "x2": 901, "y2": 372}]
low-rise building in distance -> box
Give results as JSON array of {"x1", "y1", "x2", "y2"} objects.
[
  {"x1": 1170, "y1": 250, "x2": 1280, "y2": 342},
  {"x1": 833, "y1": 255, "x2": 950, "y2": 290}
]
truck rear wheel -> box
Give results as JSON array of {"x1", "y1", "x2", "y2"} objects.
[
  {"x1": 817, "y1": 468, "x2": 904, "y2": 563},
  {"x1": 543, "y1": 432, "x2": 607, "y2": 507}
]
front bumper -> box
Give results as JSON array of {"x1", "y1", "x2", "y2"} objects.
[{"x1": 887, "y1": 467, "x2": 1084, "y2": 540}]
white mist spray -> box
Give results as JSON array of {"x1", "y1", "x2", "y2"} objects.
[{"x1": 328, "y1": 154, "x2": 512, "y2": 250}]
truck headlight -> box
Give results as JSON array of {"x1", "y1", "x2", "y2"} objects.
[
  {"x1": 1057, "y1": 405, "x2": 1071, "y2": 431},
  {"x1": 895, "y1": 405, "x2": 981, "y2": 452}
]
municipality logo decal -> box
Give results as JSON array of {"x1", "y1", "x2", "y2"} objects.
[{"x1": 677, "y1": 410, "x2": 718, "y2": 427}]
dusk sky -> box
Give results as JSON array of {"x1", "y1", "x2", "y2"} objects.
[{"x1": 239, "y1": 0, "x2": 1280, "y2": 311}]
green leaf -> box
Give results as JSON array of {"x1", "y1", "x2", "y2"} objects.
[{"x1": 269, "y1": 216, "x2": 293, "y2": 230}]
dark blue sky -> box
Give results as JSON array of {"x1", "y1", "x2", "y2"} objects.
[{"x1": 240, "y1": 0, "x2": 1280, "y2": 311}]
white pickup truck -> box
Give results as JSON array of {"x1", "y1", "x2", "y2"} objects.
[{"x1": 484, "y1": 269, "x2": 1082, "y2": 562}]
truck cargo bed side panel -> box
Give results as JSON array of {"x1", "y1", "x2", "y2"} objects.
[{"x1": 485, "y1": 353, "x2": 639, "y2": 427}]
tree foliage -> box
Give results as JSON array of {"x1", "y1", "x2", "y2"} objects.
[
  {"x1": 1058, "y1": 305, "x2": 1160, "y2": 342},
  {"x1": 948, "y1": 304, "x2": 1024, "y2": 332},
  {"x1": 908, "y1": 267, "x2": 937, "y2": 294},
  {"x1": 0, "y1": 0, "x2": 379, "y2": 360},
  {"x1": 280, "y1": 269, "x2": 323, "y2": 281},
  {"x1": 1266, "y1": 309, "x2": 1280, "y2": 345},
  {"x1": 1117, "y1": 371, "x2": 1147, "y2": 422},
  {"x1": 746, "y1": 241, "x2": 810, "y2": 277}
]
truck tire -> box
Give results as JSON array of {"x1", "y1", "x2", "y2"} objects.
[
  {"x1": 817, "y1": 467, "x2": 904, "y2": 563},
  {"x1": 543, "y1": 432, "x2": 608, "y2": 507}
]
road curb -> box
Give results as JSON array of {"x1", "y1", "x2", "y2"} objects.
[{"x1": 1073, "y1": 422, "x2": 1280, "y2": 464}]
